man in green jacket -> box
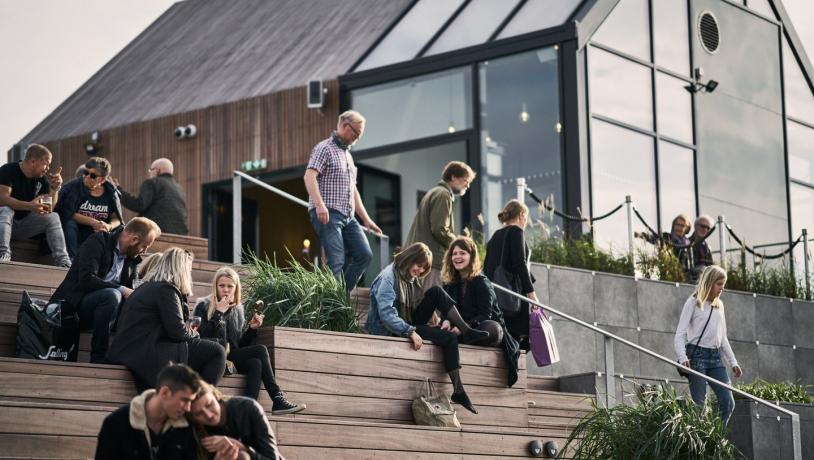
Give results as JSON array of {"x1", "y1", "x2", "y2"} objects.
[{"x1": 405, "y1": 161, "x2": 475, "y2": 290}]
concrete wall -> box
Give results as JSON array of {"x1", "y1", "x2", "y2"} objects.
[{"x1": 526, "y1": 263, "x2": 814, "y2": 392}]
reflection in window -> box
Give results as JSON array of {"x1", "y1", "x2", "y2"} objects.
[
  {"x1": 783, "y1": 39, "x2": 814, "y2": 125},
  {"x1": 791, "y1": 183, "x2": 814, "y2": 271},
  {"x1": 658, "y1": 141, "x2": 695, "y2": 232},
  {"x1": 591, "y1": 0, "x2": 651, "y2": 61},
  {"x1": 652, "y1": 0, "x2": 689, "y2": 75},
  {"x1": 589, "y1": 47, "x2": 653, "y2": 131},
  {"x1": 479, "y1": 48, "x2": 562, "y2": 237},
  {"x1": 788, "y1": 120, "x2": 814, "y2": 183},
  {"x1": 656, "y1": 72, "x2": 693, "y2": 143},
  {"x1": 497, "y1": 0, "x2": 581, "y2": 40},
  {"x1": 425, "y1": 0, "x2": 521, "y2": 56},
  {"x1": 591, "y1": 119, "x2": 656, "y2": 252},
  {"x1": 355, "y1": 0, "x2": 464, "y2": 71},
  {"x1": 782, "y1": 0, "x2": 814, "y2": 64}
]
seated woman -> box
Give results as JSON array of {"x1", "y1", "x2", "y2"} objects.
[
  {"x1": 441, "y1": 236, "x2": 521, "y2": 388},
  {"x1": 194, "y1": 267, "x2": 305, "y2": 415},
  {"x1": 366, "y1": 242, "x2": 488, "y2": 414},
  {"x1": 190, "y1": 382, "x2": 283, "y2": 460},
  {"x1": 108, "y1": 247, "x2": 226, "y2": 391}
]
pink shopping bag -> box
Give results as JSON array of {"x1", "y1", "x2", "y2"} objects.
[{"x1": 529, "y1": 307, "x2": 560, "y2": 367}]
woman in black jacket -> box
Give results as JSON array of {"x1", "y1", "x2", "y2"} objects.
[
  {"x1": 483, "y1": 200, "x2": 538, "y2": 349},
  {"x1": 441, "y1": 236, "x2": 521, "y2": 387},
  {"x1": 194, "y1": 266, "x2": 304, "y2": 415},
  {"x1": 108, "y1": 247, "x2": 226, "y2": 391}
]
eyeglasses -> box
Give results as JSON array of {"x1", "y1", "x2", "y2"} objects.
[
  {"x1": 148, "y1": 167, "x2": 159, "y2": 173},
  {"x1": 346, "y1": 122, "x2": 361, "y2": 138},
  {"x1": 697, "y1": 224, "x2": 711, "y2": 230},
  {"x1": 83, "y1": 171, "x2": 102, "y2": 180}
]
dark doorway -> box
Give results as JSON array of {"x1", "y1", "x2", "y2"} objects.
[
  {"x1": 357, "y1": 164, "x2": 401, "y2": 284},
  {"x1": 208, "y1": 189, "x2": 258, "y2": 262}
]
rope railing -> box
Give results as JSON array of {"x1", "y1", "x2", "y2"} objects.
[{"x1": 724, "y1": 224, "x2": 803, "y2": 260}]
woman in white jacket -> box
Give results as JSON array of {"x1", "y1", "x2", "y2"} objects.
[{"x1": 674, "y1": 265, "x2": 743, "y2": 425}]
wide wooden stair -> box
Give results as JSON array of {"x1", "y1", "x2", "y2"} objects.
[{"x1": 0, "y1": 235, "x2": 594, "y2": 459}]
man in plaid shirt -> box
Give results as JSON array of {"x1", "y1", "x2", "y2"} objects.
[{"x1": 304, "y1": 110, "x2": 381, "y2": 291}]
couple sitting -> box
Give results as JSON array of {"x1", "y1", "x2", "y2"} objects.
[{"x1": 366, "y1": 236, "x2": 520, "y2": 415}]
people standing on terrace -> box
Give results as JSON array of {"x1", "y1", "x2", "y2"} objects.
[
  {"x1": 441, "y1": 236, "x2": 521, "y2": 387},
  {"x1": 366, "y1": 242, "x2": 488, "y2": 414},
  {"x1": 194, "y1": 266, "x2": 305, "y2": 415},
  {"x1": 636, "y1": 214, "x2": 692, "y2": 274},
  {"x1": 55, "y1": 156, "x2": 123, "y2": 259},
  {"x1": 404, "y1": 161, "x2": 476, "y2": 291},
  {"x1": 304, "y1": 110, "x2": 381, "y2": 292},
  {"x1": 689, "y1": 215, "x2": 715, "y2": 281},
  {"x1": 483, "y1": 199, "x2": 538, "y2": 350},
  {"x1": 674, "y1": 265, "x2": 742, "y2": 425},
  {"x1": 114, "y1": 157, "x2": 189, "y2": 235},
  {"x1": 0, "y1": 143, "x2": 71, "y2": 267}
]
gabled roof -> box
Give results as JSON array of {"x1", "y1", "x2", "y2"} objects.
[{"x1": 19, "y1": 0, "x2": 411, "y2": 145}]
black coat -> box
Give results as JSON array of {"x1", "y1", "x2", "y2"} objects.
[
  {"x1": 107, "y1": 282, "x2": 197, "y2": 387},
  {"x1": 95, "y1": 402, "x2": 197, "y2": 460},
  {"x1": 49, "y1": 227, "x2": 139, "y2": 313},
  {"x1": 119, "y1": 173, "x2": 189, "y2": 235},
  {"x1": 198, "y1": 397, "x2": 283, "y2": 460},
  {"x1": 444, "y1": 274, "x2": 521, "y2": 387},
  {"x1": 193, "y1": 297, "x2": 257, "y2": 354}
]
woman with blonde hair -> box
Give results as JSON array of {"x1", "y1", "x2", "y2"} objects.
[
  {"x1": 193, "y1": 266, "x2": 304, "y2": 415},
  {"x1": 366, "y1": 242, "x2": 489, "y2": 413},
  {"x1": 108, "y1": 248, "x2": 226, "y2": 391},
  {"x1": 674, "y1": 265, "x2": 742, "y2": 425},
  {"x1": 442, "y1": 236, "x2": 521, "y2": 387}
]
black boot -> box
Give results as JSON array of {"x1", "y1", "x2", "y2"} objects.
[{"x1": 451, "y1": 391, "x2": 478, "y2": 414}]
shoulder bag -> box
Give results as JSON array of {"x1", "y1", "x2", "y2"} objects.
[
  {"x1": 492, "y1": 231, "x2": 522, "y2": 317},
  {"x1": 411, "y1": 378, "x2": 460, "y2": 428},
  {"x1": 677, "y1": 307, "x2": 713, "y2": 378}
]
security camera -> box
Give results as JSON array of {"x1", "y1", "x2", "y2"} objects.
[
  {"x1": 174, "y1": 126, "x2": 186, "y2": 139},
  {"x1": 185, "y1": 124, "x2": 197, "y2": 138}
]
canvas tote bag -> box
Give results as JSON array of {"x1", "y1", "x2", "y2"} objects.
[{"x1": 411, "y1": 378, "x2": 460, "y2": 428}]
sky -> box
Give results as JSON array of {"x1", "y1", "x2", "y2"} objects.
[{"x1": 0, "y1": 0, "x2": 177, "y2": 163}]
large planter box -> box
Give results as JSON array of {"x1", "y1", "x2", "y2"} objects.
[{"x1": 728, "y1": 400, "x2": 814, "y2": 459}]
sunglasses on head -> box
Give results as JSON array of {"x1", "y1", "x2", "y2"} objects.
[{"x1": 83, "y1": 171, "x2": 102, "y2": 180}]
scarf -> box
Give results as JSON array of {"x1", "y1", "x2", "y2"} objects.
[{"x1": 394, "y1": 265, "x2": 424, "y2": 324}]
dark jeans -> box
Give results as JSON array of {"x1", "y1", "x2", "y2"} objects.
[
  {"x1": 62, "y1": 219, "x2": 95, "y2": 260},
  {"x1": 78, "y1": 288, "x2": 122, "y2": 363},
  {"x1": 309, "y1": 208, "x2": 372, "y2": 291},
  {"x1": 686, "y1": 344, "x2": 735, "y2": 425},
  {"x1": 188, "y1": 338, "x2": 226, "y2": 386},
  {"x1": 229, "y1": 344, "x2": 281, "y2": 400},
  {"x1": 411, "y1": 286, "x2": 460, "y2": 372}
]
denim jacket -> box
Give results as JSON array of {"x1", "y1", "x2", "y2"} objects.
[{"x1": 366, "y1": 264, "x2": 416, "y2": 338}]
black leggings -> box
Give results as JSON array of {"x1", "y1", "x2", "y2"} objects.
[
  {"x1": 229, "y1": 345, "x2": 281, "y2": 400},
  {"x1": 187, "y1": 338, "x2": 227, "y2": 386},
  {"x1": 411, "y1": 286, "x2": 460, "y2": 372}
]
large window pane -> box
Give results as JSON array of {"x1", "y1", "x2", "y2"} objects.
[
  {"x1": 747, "y1": 0, "x2": 775, "y2": 18},
  {"x1": 356, "y1": 0, "x2": 464, "y2": 71},
  {"x1": 658, "y1": 141, "x2": 696, "y2": 231},
  {"x1": 591, "y1": 119, "x2": 656, "y2": 252},
  {"x1": 479, "y1": 48, "x2": 562, "y2": 237},
  {"x1": 656, "y1": 72, "x2": 693, "y2": 143},
  {"x1": 782, "y1": 0, "x2": 814, "y2": 64},
  {"x1": 788, "y1": 120, "x2": 814, "y2": 183},
  {"x1": 425, "y1": 0, "x2": 521, "y2": 56},
  {"x1": 351, "y1": 67, "x2": 472, "y2": 150},
  {"x1": 497, "y1": 0, "x2": 581, "y2": 40},
  {"x1": 652, "y1": 0, "x2": 690, "y2": 75},
  {"x1": 783, "y1": 39, "x2": 814, "y2": 125},
  {"x1": 791, "y1": 183, "x2": 814, "y2": 275},
  {"x1": 591, "y1": 0, "x2": 650, "y2": 61},
  {"x1": 589, "y1": 47, "x2": 653, "y2": 130}
]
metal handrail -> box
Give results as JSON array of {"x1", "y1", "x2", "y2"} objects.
[
  {"x1": 491, "y1": 283, "x2": 802, "y2": 460},
  {"x1": 231, "y1": 170, "x2": 391, "y2": 267}
]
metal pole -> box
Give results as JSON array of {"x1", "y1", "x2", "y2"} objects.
[
  {"x1": 718, "y1": 215, "x2": 726, "y2": 270},
  {"x1": 604, "y1": 336, "x2": 615, "y2": 408},
  {"x1": 380, "y1": 234, "x2": 390, "y2": 267},
  {"x1": 625, "y1": 195, "x2": 634, "y2": 261},
  {"x1": 232, "y1": 174, "x2": 242, "y2": 265},
  {"x1": 804, "y1": 229, "x2": 810, "y2": 300},
  {"x1": 516, "y1": 177, "x2": 526, "y2": 202}
]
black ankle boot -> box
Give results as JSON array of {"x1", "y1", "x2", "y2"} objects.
[{"x1": 451, "y1": 391, "x2": 478, "y2": 414}]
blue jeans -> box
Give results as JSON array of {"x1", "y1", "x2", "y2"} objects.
[
  {"x1": 687, "y1": 345, "x2": 735, "y2": 425},
  {"x1": 79, "y1": 288, "x2": 123, "y2": 363},
  {"x1": 62, "y1": 219, "x2": 95, "y2": 260},
  {"x1": 310, "y1": 208, "x2": 372, "y2": 291}
]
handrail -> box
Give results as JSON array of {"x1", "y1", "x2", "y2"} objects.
[
  {"x1": 231, "y1": 170, "x2": 390, "y2": 267},
  {"x1": 491, "y1": 283, "x2": 802, "y2": 460}
]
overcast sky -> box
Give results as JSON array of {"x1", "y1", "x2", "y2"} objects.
[{"x1": 0, "y1": 0, "x2": 176, "y2": 163}]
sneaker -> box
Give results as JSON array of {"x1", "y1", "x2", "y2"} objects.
[
  {"x1": 271, "y1": 393, "x2": 306, "y2": 415},
  {"x1": 451, "y1": 391, "x2": 478, "y2": 414},
  {"x1": 0, "y1": 253, "x2": 10, "y2": 262}
]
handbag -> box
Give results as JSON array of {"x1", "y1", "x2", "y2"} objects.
[
  {"x1": 677, "y1": 307, "x2": 713, "y2": 378},
  {"x1": 15, "y1": 291, "x2": 79, "y2": 362},
  {"x1": 492, "y1": 232, "x2": 522, "y2": 317},
  {"x1": 411, "y1": 378, "x2": 460, "y2": 428},
  {"x1": 529, "y1": 307, "x2": 560, "y2": 367}
]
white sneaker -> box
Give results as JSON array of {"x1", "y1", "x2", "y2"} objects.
[{"x1": 0, "y1": 253, "x2": 10, "y2": 262}]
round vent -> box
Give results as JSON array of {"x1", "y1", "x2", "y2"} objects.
[{"x1": 697, "y1": 11, "x2": 720, "y2": 54}]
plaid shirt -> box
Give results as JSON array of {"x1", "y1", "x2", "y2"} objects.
[{"x1": 307, "y1": 134, "x2": 357, "y2": 217}]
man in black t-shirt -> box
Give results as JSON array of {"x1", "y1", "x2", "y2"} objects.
[{"x1": 0, "y1": 144, "x2": 70, "y2": 267}]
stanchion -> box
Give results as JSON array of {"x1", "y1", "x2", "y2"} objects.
[
  {"x1": 804, "y1": 229, "x2": 810, "y2": 300},
  {"x1": 625, "y1": 196, "x2": 633, "y2": 260},
  {"x1": 718, "y1": 215, "x2": 727, "y2": 270},
  {"x1": 233, "y1": 174, "x2": 242, "y2": 265},
  {"x1": 516, "y1": 177, "x2": 526, "y2": 202}
]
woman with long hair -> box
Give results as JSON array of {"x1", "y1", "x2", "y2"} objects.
[
  {"x1": 366, "y1": 242, "x2": 489, "y2": 414},
  {"x1": 674, "y1": 265, "x2": 742, "y2": 425},
  {"x1": 193, "y1": 267, "x2": 304, "y2": 415},
  {"x1": 483, "y1": 199, "x2": 538, "y2": 349},
  {"x1": 189, "y1": 382, "x2": 283, "y2": 460},
  {"x1": 441, "y1": 236, "x2": 521, "y2": 387},
  {"x1": 108, "y1": 247, "x2": 226, "y2": 391}
]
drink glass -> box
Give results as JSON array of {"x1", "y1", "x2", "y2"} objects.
[
  {"x1": 39, "y1": 195, "x2": 53, "y2": 212},
  {"x1": 189, "y1": 316, "x2": 202, "y2": 332}
]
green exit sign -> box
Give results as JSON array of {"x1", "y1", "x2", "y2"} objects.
[{"x1": 241, "y1": 158, "x2": 268, "y2": 172}]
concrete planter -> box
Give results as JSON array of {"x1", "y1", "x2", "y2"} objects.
[{"x1": 728, "y1": 401, "x2": 814, "y2": 459}]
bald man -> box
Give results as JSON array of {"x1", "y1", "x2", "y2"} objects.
[{"x1": 114, "y1": 158, "x2": 188, "y2": 235}]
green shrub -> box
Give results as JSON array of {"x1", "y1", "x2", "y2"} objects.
[
  {"x1": 241, "y1": 252, "x2": 361, "y2": 333},
  {"x1": 725, "y1": 262, "x2": 804, "y2": 300},
  {"x1": 529, "y1": 235, "x2": 634, "y2": 276},
  {"x1": 561, "y1": 385, "x2": 737, "y2": 460},
  {"x1": 735, "y1": 380, "x2": 814, "y2": 405},
  {"x1": 636, "y1": 245, "x2": 686, "y2": 283}
]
